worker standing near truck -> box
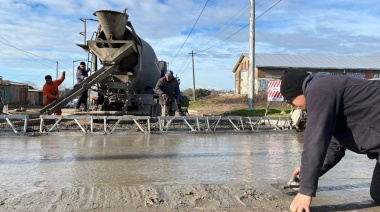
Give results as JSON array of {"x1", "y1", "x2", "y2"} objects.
[
  {"x1": 76, "y1": 61, "x2": 89, "y2": 112},
  {"x1": 279, "y1": 69, "x2": 380, "y2": 212},
  {"x1": 155, "y1": 70, "x2": 179, "y2": 116},
  {"x1": 43, "y1": 72, "x2": 65, "y2": 115}
]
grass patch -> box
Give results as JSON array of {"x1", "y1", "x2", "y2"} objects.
[
  {"x1": 188, "y1": 100, "x2": 204, "y2": 110},
  {"x1": 226, "y1": 108, "x2": 292, "y2": 117},
  {"x1": 9, "y1": 109, "x2": 40, "y2": 115},
  {"x1": 189, "y1": 99, "x2": 292, "y2": 117}
]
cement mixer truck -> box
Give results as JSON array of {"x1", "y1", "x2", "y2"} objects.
[{"x1": 40, "y1": 8, "x2": 167, "y2": 116}]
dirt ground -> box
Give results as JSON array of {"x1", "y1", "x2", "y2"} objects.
[{"x1": 187, "y1": 93, "x2": 283, "y2": 116}]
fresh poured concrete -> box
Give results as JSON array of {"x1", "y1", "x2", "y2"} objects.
[{"x1": 0, "y1": 132, "x2": 378, "y2": 211}]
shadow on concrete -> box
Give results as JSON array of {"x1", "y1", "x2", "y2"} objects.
[
  {"x1": 0, "y1": 152, "x2": 251, "y2": 164},
  {"x1": 312, "y1": 200, "x2": 377, "y2": 212},
  {"x1": 317, "y1": 182, "x2": 371, "y2": 191},
  {"x1": 271, "y1": 182, "x2": 371, "y2": 196}
]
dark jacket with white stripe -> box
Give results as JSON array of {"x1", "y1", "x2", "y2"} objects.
[{"x1": 299, "y1": 74, "x2": 380, "y2": 197}]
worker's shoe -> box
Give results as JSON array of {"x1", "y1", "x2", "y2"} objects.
[
  {"x1": 83, "y1": 108, "x2": 88, "y2": 112},
  {"x1": 75, "y1": 108, "x2": 82, "y2": 112},
  {"x1": 178, "y1": 109, "x2": 186, "y2": 116},
  {"x1": 168, "y1": 110, "x2": 175, "y2": 116}
]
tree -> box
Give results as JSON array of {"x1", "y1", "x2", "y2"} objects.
[
  {"x1": 23, "y1": 81, "x2": 38, "y2": 89},
  {"x1": 195, "y1": 88, "x2": 211, "y2": 99},
  {"x1": 182, "y1": 88, "x2": 212, "y2": 100}
]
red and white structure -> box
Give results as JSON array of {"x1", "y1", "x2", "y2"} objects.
[{"x1": 267, "y1": 80, "x2": 283, "y2": 102}]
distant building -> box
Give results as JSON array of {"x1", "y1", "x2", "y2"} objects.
[
  {"x1": 232, "y1": 53, "x2": 380, "y2": 94},
  {"x1": 0, "y1": 79, "x2": 11, "y2": 103},
  {"x1": 9, "y1": 82, "x2": 29, "y2": 104},
  {"x1": 0, "y1": 79, "x2": 43, "y2": 105},
  {"x1": 28, "y1": 87, "x2": 44, "y2": 106}
]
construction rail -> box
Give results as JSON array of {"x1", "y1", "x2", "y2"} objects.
[{"x1": 0, "y1": 115, "x2": 295, "y2": 136}]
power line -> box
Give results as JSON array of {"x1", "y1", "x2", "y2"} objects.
[
  {"x1": 197, "y1": 3, "x2": 250, "y2": 49},
  {"x1": 197, "y1": 0, "x2": 264, "y2": 51},
  {"x1": 170, "y1": 0, "x2": 210, "y2": 64},
  {"x1": 0, "y1": 37, "x2": 57, "y2": 71},
  {"x1": 58, "y1": 62, "x2": 73, "y2": 71},
  {"x1": 0, "y1": 40, "x2": 55, "y2": 70},
  {"x1": 256, "y1": 0, "x2": 283, "y2": 20},
  {"x1": 177, "y1": 57, "x2": 192, "y2": 77},
  {"x1": 174, "y1": 2, "x2": 251, "y2": 77},
  {"x1": 0, "y1": 50, "x2": 21, "y2": 58},
  {"x1": 0, "y1": 35, "x2": 72, "y2": 78},
  {"x1": 198, "y1": 0, "x2": 283, "y2": 53},
  {"x1": 0, "y1": 36, "x2": 56, "y2": 63},
  {"x1": 197, "y1": 24, "x2": 249, "y2": 53},
  {"x1": 178, "y1": 1, "x2": 262, "y2": 77}
]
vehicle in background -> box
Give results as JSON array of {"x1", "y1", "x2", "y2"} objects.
[
  {"x1": 79, "y1": 8, "x2": 166, "y2": 116},
  {"x1": 63, "y1": 99, "x2": 78, "y2": 108},
  {"x1": 39, "y1": 8, "x2": 167, "y2": 116}
]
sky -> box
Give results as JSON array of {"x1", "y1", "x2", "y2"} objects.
[{"x1": 1, "y1": 0, "x2": 380, "y2": 91}]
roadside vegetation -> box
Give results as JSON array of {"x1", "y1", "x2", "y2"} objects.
[
  {"x1": 226, "y1": 108, "x2": 292, "y2": 117},
  {"x1": 184, "y1": 88, "x2": 292, "y2": 117},
  {"x1": 188, "y1": 100, "x2": 291, "y2": 117}
]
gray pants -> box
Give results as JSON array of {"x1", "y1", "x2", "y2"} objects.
[
  {"x1": 161, "y1": 101, "x2": 178, "y2": 116},
  {"x1": 370, "y1": 161, "x2": 380, "y2": 204},
  {"x1": 0, "y1": 101, "x2": 4, "y2": 114}
]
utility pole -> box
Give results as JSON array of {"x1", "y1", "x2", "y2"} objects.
[
  {"x1": 56, "y1": 61, "x2": 59, "y2": 79},
  {"x1": 167, "y1": 62, "x2": 169, "y2": 70},
  {"x1": 73, "y1": 59, "x2": 88, "y2": 87},
  {"x1": 189, "y1": 50, "x2": 196, "y2": 101},
  {"x1": 81, "y1": 18, "x2": 87, "y2": 45},
  {"x1": 248, "y1": 0, "x2": 255, "y2": 110},
  {"x1": 72, "y1": 61, "x2": 75, "y2": 87}
]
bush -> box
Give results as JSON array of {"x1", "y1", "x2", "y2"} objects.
[{"x1": 182, "y1": 88, "x2": 213, "y2": 99}]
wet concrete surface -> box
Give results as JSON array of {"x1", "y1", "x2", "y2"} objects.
[{"x1": 0, "y1": 132, "x2": 379, "y2": 211}]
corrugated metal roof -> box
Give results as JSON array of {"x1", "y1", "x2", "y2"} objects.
[
  {"x1": 0, "y1": 80, "x2": 10, "y2": 85},
  {"x1": 245, "y1": 54, "x2": 380, "y2": 70},
  {"x1": 9, "y1": 82, "x2": 28, "y2": 86},
  {"x1": 28, "y1": 89, "x2": 42, "y2": 92}
]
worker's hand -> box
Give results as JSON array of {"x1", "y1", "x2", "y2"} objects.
[
  {"x1": 292, "y1": 167, "x2": 300, "y2": 176},
  {"x1": 292, "y1": 167, "x2": 301, "y2": 182},
  {"x1": 290, "y1": 193, "x2": 312, "y2": 212}
]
